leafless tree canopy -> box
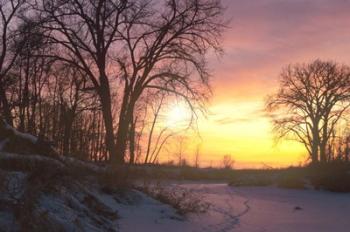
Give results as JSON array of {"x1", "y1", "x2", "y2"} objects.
[
  {"x1": 0, "y1": 0, "x2": 226, "y2": 166},
  {"x1": 113, "y1": 0, "x2": 225, "y2": 164},
  {"x1": 266, "y1": 60, "x2": 350, "y2": 164},
  {"x1": 0, "y1": 0, "x2": 26, "y2": 126},
  {"x1": 222, "y1": 154, "x2": 234, "y2": 169}
]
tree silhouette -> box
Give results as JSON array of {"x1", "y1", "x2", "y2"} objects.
[
  {"x1": 36, "y1": 0, "x2": 129, "y2": 164},
  {"x1": 266, "y1": 60, "x2": 350, "y2": 164},
  {"x1": 0, "y1": 0, "x2": 26, "y2": 126},
  {"x1": 114, "y1": 0, "x2": 225, "y2": 163}
]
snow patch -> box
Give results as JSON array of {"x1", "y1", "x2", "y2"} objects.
[
  {"x1": 91, "y1": 189, "x2": 189, "y2": 232},
  {"x1": 0, "y1": 152, "x2": 65, "y2": 169},
  {"x1": 0, "y1": 171, "x2": 27, "y2": 201},
  {"x1": 0, "y1": 211, "x2": 19, "y2": 231},
  {"x1": 3, "y1": 122, "x2": 38, "y2": 143},
  {"x1": 58, "y1": 156, "x2": 106, "y2": 173},
  {"x1": 0, "y1": 138, "x2": 9, "y2": 151}
]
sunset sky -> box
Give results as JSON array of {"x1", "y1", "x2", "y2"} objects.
[{"x1": 170, "y1": 0, "x2": 350, "y2": 168}]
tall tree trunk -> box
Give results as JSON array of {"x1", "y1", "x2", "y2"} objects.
[
  {"x1": 311, "y1": 128, "x2": 320, "y2": 164},
  {"x1": 99, "y1": 76, "x2": 119, "y2": 165},
  {"x1": 0, "y1": 81, "x2": 13, "y2": 126},
  {"x1": 145, "y1": 112, "x2": 158, "y2": 164},
  {"x1": 319, "y1": 143, "x2": 327, "y2": 163},
  {"x1": 129, "y1": 117, "x2": 136, "y2": 164},
  {"x1": 115, "y1": 93, "x2": 135, "y2": 165},
  {"x1": 319, "y1": 118, "x2": 329, "y2": 163},
  {"x1": 115, "y1": 109, "x2": 133, "y2": 165},
  {"x1": 319, "y1": 134, "x2": 327, "y2": 163},
  {"x1": 63, "y1": 111, "x2": 74, "y2": 156},
  {"x1": 144, "y1": 97, "x2": 163, "y2": 164}
]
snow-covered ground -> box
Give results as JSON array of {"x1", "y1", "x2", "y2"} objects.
[
  {"x1": 1, "y1": 166, "x2": 350, "y2": 231},
  {"x1": 118, "y1": 183, "x2": 350, "y2": 232},
  {"x1": 3, "y1": 121, "x2": 348, "y2": 231}
]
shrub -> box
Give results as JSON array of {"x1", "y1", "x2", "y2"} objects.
[
  {"x1": 308, "y1": 162, "x2": 350, "y2": 192},
  {"x1": 138, "y1": 182, "x2": 209, "y2": 216}
]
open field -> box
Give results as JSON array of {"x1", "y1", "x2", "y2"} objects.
[{"x1": 130, "y1": 163, "x2": 350, "y2": 192}]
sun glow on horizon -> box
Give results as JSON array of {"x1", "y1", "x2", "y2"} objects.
[
  {"x1": 164, "y1": 102, "x2": 193, "y2": 128},
  {"x1": 145, "y1": 0, "x2": 350, "y2": 169},
  {"x1": 157, "y1": 99, "x2": 308, "y2": 169}
]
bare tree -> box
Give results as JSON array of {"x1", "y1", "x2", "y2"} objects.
[
  {"x1": 55, "y1": 64, "x2": 96, "y2": 156},
  {"x1": 114, "y1": 0, "x2": 225, "y2": 163},
  {"x1": 143, "y1": 92, "x2": 194, "y2": 165},
  {"x1": 222, "y1": 154, "x2": 234, "y2": 169},
  {"x1": 325, "y1": 128, "x2": 350, "y2": 162},
  {"x1": 174, "y1": 135, "x2": 188, "y2": 166},
  {"x1": 194, "y1": 143, "x2": 201, "y2": 168},
  {"x1": 0, "y1": 0, "x2": 26, "y2": 125},
  {"x1": 143, "y1": 93, "x2": 163, "y2": 164},
  {"x1": 12, "y1": 17, "x2": 50, "y2": 133},
  {"x1": 34, "y1": 0, "x2": 225, "y2": 166},
  {"x1": 36, "y1": 0, "x2": 128, "y2": 164},
  {"x1": 266, "y1": 60, "x2": 350, "y2": 164}
]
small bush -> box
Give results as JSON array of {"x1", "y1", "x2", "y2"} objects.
[
  {"x1": 138, "y1": 182, "x2": 209, "y2": 216},
  {"x1": 228, "y1": 163, "x2": 350, "y2": 192},
  {"x1": 308, "y1": 162, "x2": 350, "y2": 192},
  {"x1": 229, "y1": 169, "x2": 277, "y2": 187},
  {"x1": 276, "y1": 175, "x2": 306, "y2": 189},
  {"x1": 97, "y1": 165, "x2": 133, "y2": 190}
]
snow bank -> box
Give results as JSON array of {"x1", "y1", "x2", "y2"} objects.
[
  {"x1": 34, "y1": 186, "x2": 119, "y2": 231},
  {"x1": 0, "y1": 211, "x2": 19, "y2": 231},
  {"x1": 0, "y1": 166, "x2": 120, "y2": 231},
  {"x1": 58, "y1": 156, "x2": 107, "y2": 174},
  {"x1": 0, "y1": 152, "x2": 65, "y2": 173},
  {"x1": 0, "y1": 121, "x2": 106, "y2": 175},
  {"x1": 0, "y1": 170, "x2": 27, "y2": 201},
  {"x1": 91, "y1": 189, "x2": 189, "y2": 232},
  {"x1": 3, "y1": 122, "x2": 38, "y2": 144},
  {"x1": 0, "y1": 122, "x2": 57, "y2": 159}
]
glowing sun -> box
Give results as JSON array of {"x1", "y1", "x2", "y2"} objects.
[{"x1": 165, "y1": 103, "x2": 192, "y2": 128}]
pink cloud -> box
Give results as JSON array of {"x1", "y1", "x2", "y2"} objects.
[{"x1": 211, "y1": 0, "x2": 350, "y2": 96}]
